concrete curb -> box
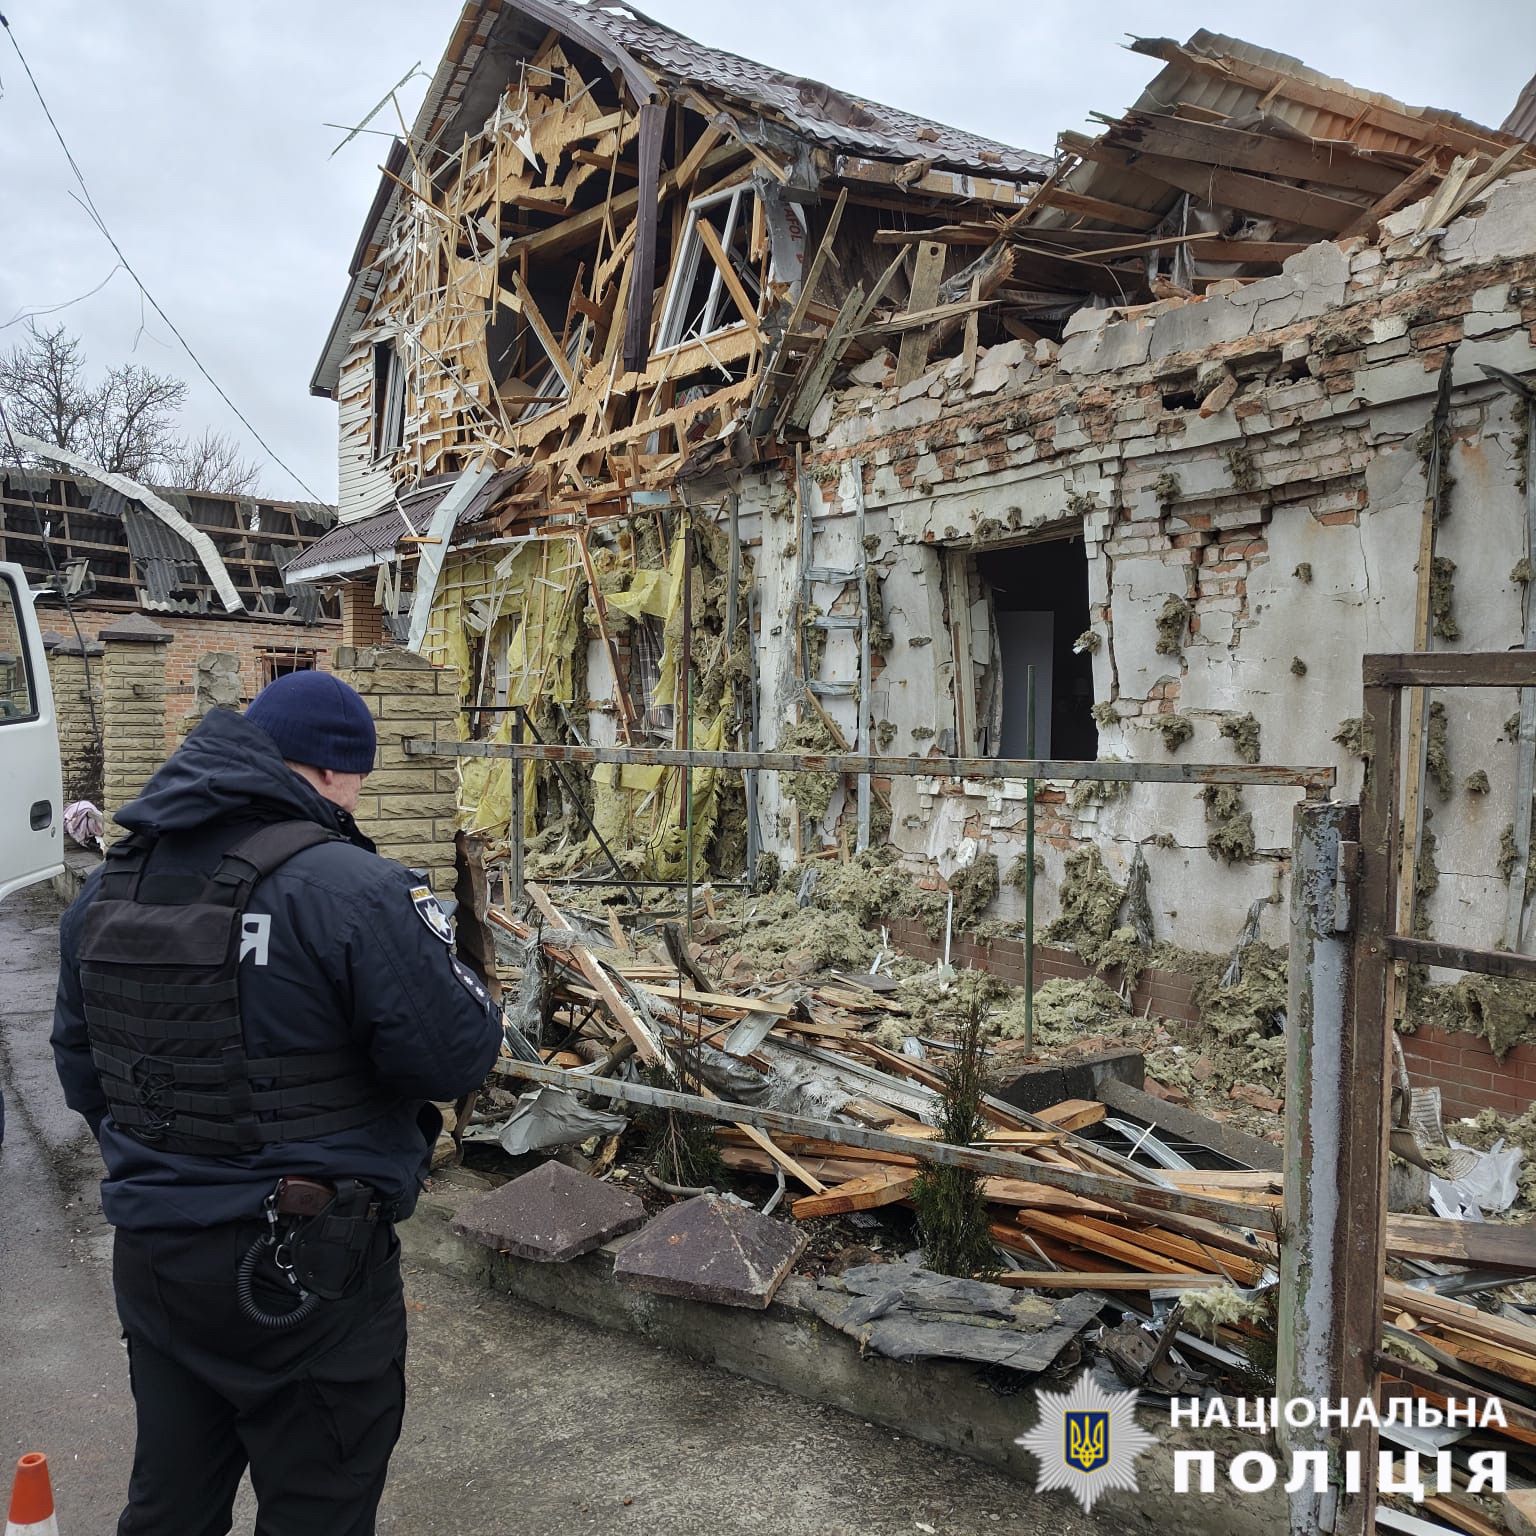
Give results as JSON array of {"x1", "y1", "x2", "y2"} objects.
[{"x1": 402, "y1": 1175, "x2": 1281, "y2": 1532}]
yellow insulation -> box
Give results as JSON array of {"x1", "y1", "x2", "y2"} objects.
[{"x1": 426, "y1": 526, "x2": 734, "y2": 879}]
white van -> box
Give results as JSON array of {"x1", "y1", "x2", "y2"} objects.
[{"x1": 0, "y1": 560, "x2": 65, "y2": 900}]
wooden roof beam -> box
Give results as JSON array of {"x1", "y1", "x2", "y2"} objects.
[
  {"x1": 1065, "y1": 132, "x2": 1364, "y2": 232},
  {"x1": 1117, "y1": 111, "x2": 1408, "y2": 195}
]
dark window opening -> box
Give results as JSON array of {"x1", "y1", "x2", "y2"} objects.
[
  {"x1": 975, "y1": 536, "x2": 1097, "y2": 760},
  {"x1": 372, "y1": 341, "x2": 405, "y2": 457},
  {"x1": 261, "y1": 650, "x2": 317, "y2": 686}
]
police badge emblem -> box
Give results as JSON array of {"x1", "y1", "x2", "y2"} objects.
[
  {"x1": 1066, "y1": 1410, "x2": 1109, "y2": 1472},
  {"x1": 410, "y1": 884, "x2": 454, "y2": 944},
  {"x1": 1017, "y1": 1371, "x2": 1156, "y2": 1513}
]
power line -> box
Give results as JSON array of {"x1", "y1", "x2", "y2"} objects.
[
  {"x1": 0, "y1": 12, "x2": 325, "y2": 503},
  {"x1": 2, "y1": 264, "x2": 124, "y2": 331}
]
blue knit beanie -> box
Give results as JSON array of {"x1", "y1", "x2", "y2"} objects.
[{"x1": 245, "y1": 671, "x2": 377, "y2": 774}]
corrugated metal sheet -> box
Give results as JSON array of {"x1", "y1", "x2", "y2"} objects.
[{"x1": 285, "y1": 465, "x2": 527, "y2": 580}]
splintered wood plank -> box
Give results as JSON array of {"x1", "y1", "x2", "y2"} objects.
[
  {"x1": 676, "y1": 121, "x2": 725, "y2": 190},
  {"x1": 1337, "y1": 157, "x2": 1442, "y2": 240},
  {"x1": 507, "y1": 271, "x2": 575, "y2": 391},
  {"x1": 524, "y1": 880, "x2": 572, "y2": 931},
  {"x1": 786, "y1": 186, "x2": 848, "y2": 336},
  {"x1": 1386, "y1": 1212, "x2": 1536, "y2": 1270},
  {"x1": 1120, "y1": 113, "x2": 1407, "y2": 195},
  {"x1": 719, "y1": 1145, "x2": 870, "y2": 1185},
  {"x1": 1114, "y1": 149, "x2": 1364, "y2": 230},
  {"x1": 1073, "y1": 1216, "x2": 1266, "y2": 1286},
  {"x1": 1030, "y1": 184, "x2": 1163, "y2": 230},
  {"x1": 693, "y1": 216, "x2": 763, "y2": 338},
  {"x1": 1016, "y1": 1210, "x2": 1198, "y2": 1275},
  {"x1": 632, "y1": 981, "x2": 794, "y2": 1016},
  {"x1": 996, "y1": 1270, "x2": 1227, "y2": 1291},
  {"x1": 895, "y1": 239, "x2": 946, "y2": 386},
  {"x1": 1384, "y1": 1279, "x2": 1536, "y2": 1358},
  {"x1": 1035, "y1": 1099, "x2": 1107, "y2": 1132},
  {"x1": 791, "y1": 1168, "x2": 918, "y2": 1219}
]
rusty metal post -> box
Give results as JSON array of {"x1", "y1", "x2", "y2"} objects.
[
  {"x1": 1327, "y1": 679, "x2": 1401, "y2": 1533},
  {"x1": 1277, "y1": 798, "x2": 1359, "y2": 1535}
]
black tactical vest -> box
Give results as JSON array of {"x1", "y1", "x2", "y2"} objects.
[{"x1": 78, "y1": 820, "x2": 395, "y2": 1156}]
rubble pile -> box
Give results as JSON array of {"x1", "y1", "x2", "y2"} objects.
[{"x1": 446, "y1": 878, "x2": 1536, "y2": 1523}]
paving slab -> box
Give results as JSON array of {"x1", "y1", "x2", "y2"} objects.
[
  {"x1": 613, "y1": 1193, "x2": 807, "y2": 1308},
  {"x1": 451, "y1": 1158, "x2": 645, "y2": 1261}
]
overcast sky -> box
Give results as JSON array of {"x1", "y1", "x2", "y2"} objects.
[{"x1": 3, "y1": 2, "x2": 1533, "y2": 503}]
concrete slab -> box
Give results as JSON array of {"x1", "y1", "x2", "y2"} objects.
[
  {"x1": 451, "y1": 1158, "x2": 645, "y2": 1262},
  {"x1": 614, "y1": 1193, "x2": 807, "y2": 1308}
]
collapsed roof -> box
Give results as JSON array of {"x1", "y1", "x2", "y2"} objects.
[
  {"x1": 0, "y1": 470, "x2": 338, "y2": 620},
  {"x1": 312, "y1": 0, "x2": 1048, "y2": 400}
]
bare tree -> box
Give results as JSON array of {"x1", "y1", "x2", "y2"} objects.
[
  {"x1": 161, "y1": 428, "x2": 261, "y2": 497},
  {"x1": 80, "y1": 363, "x2": 187, "y2": 482},
  {"x1": 0, "y1": 323, "x2": 93, "y2": 454},
  {"x1": 0, "y1": 324, "x2": 262, "y2": 494}
]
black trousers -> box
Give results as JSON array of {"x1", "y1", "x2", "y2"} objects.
[{"x1": 112, "y1": 1219, "x2": 407, "y2": 1536}]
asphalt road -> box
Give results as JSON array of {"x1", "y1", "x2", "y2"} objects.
[{"x1": 1, "y1": 879, "x2": 1103, "y2": 1535}]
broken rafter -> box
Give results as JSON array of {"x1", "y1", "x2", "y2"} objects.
[
  {"x1": 1065, "y1": 131, "x2": 1366, "y2": 231},
  {"x1": 1115, "y1": 111, "x2": 1409, "y2": 196}
]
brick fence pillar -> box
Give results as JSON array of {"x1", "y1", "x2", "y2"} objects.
[
  {"x1": 335, "y1": 644, "x2": 459, "y2": 892},
  {"x1": 340, "y1": 583, "x2": 385, "y2": 649},
  {"x1": 42, "y1": 632, "x2": 105, "y2": 803},
  {"x1": 99, "y1": 614, "x2": 173, "y2": 841}
]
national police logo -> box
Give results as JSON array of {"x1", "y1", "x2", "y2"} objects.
[
  {"x1": 410, "y1": 884, "x2": 453, "y2": 944},
  {"x1": 1017, "y1": 1371, "x2": 1156, "y2": 1513}
]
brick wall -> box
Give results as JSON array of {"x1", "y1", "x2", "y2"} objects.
[
  {"x1": 44, "y1": 639, "x2": 104, "y2": 802},
  {"x1": 335, "y1": 644, "x2": 460, "y2": 893},
  {"x1": 883, "y1": 917, "x2": 1201, "y2": 1024},
  {"x1": 99, "y1": 615, "x2": 172, "y2": 842},
  {"x1": 60, "y1": 605, "x2": 339, "y2": 751},
  {"x1": 1399, "y1": 1026, "x2": 1536, "y2": 1124},
  {"x1": 887, "y1": 917, "x2": 1531, "y2": 1119}
]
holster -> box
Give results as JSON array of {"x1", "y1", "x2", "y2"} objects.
[{"x1": 285, "y1": 1178, "x2": 380, "y2": 1301}]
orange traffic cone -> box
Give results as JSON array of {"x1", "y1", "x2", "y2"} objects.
[{"x1": 5, "y1": 1454, "x2": 58, "y2": 1535}]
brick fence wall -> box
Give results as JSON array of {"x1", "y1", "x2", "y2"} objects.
[
  {"x1": 53, "y1": 606, "x2": 338, "y2": 751},
  {"x1": 886, "y1": 917, "x2": 1530, "y2": 1120},
  {"x1": 335, "y1": 644, "x2": 460, "y2": 894},
  {"x1": 44, "y1": 639, "x2": 104, "y2": 802},
  {"x1": 99, "y1": 615, "x2": 172, "y2": 842}
]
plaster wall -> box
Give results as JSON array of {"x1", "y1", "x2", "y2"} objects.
[{"x1": 748, "y1": 171, "x2": 1536, "y2": 954}]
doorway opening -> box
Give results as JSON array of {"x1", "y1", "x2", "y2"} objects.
[{"x1": 973, "y1": 536, "x2": 1097, "y2": 760}]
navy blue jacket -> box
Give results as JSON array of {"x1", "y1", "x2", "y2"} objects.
[{"x1": 51, "y1": 708, "x2": 503, "y2": 1231}]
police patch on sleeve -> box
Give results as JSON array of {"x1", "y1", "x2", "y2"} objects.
[
  {"x1": 410, "y1": 884, "x2": 454, "y2": 944},
  {"x1": 451, "y1": 954, "x2": 494, "y2": 1009}
]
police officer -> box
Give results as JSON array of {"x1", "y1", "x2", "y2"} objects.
[{"x1": 51, "y1": 670, "x2": 504, "y2": 1536}]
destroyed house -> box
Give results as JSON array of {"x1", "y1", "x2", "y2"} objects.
[{"x1": 299, "y1": 8, "x2": 1536, "y2": 1000}]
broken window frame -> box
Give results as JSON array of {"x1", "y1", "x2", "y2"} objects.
[
  {"x1": 372, "y1": 339, "x2": 406, "y2": 459},
  {"x1": 654, "y1": 183, "x2": 763, "y2": 355},
  {"x1": 260, "y1": 648, "x2": 319, "y2": 686}
]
